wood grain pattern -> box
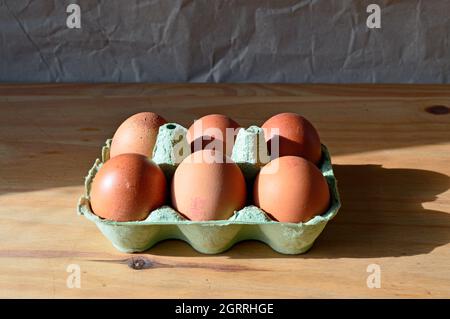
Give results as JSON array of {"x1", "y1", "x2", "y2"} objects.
[{"x1": 0, "y1": 84, "x2": 449, "y2": 298}]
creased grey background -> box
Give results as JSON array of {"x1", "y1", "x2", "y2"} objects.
[{"x1": 0, "y1": 0, "x2": 449, "y2": 83}]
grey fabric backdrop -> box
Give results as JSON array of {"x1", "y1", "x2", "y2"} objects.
[{"x1": 1, "y1": 0, "x2": 449, "y2": 83}]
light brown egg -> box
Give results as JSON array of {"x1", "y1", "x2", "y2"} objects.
[
  {"x1": 171, "y1": 150, "x2": 246, "y2": 221},
  {"x1": 110, "y1": 112, "x2": 167, "y2": 158},
  {"x1": 261, "y1": 112, "x2": 322, "y2": 164},
  {"x1": 186, "y1": 114, "x2": 241, "y2": 156},
  {"x1": 254, "y1": 156, "x2": 330, "y2": 223},
  {"x1": 90, "y1": 153, "x2": 167, "y2": 221}
]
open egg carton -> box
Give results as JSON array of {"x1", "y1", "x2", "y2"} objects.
[{"x1": 77, "y1": 123, "x2": 341, "y2": 254}]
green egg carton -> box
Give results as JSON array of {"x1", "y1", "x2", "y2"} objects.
[{"x1": 77, "y1": 123, "x2": 341, "y2": 254}]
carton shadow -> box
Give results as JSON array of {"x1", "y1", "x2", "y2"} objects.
[{"x1": 147, "y1": 164, "x2": 450, "y2": 258}]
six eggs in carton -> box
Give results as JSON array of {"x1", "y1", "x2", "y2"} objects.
[{"x1": 90, "y1": 112, "x2": 330, "y2": 224}]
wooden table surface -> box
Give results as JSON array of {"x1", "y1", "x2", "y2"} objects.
[{"x1": 0, "y1": 84, "x2": 449, "y2": 298}]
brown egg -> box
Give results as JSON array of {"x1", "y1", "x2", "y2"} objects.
[
  {"x1": 171, "y1": 150, "x2": 246, "y2": 221},
  {"x1": 186, "y1": 114, "x2": 241, "y2": 156},
  {"x1": 90, "y1": 153, "x2": 167, "y2": 221},
  {"x1": 261, "y1": 112, "x2": 322, "y2": 164},
  {"x1": 110, "y1": 112, "x2": 167, "y2": 158},
  {"x1": 254, "y1": 156, "x2": 330, "y2": 223}
]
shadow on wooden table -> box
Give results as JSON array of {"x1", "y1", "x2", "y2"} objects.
[{"x1": 148, "y1": 164, "x2": 450, "y2": 259}]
